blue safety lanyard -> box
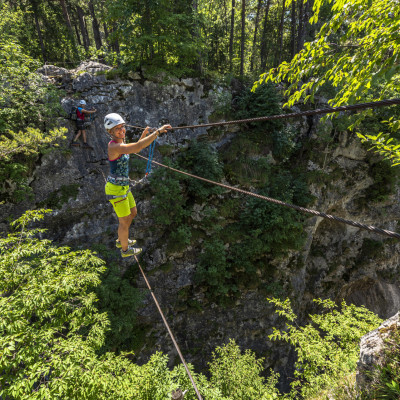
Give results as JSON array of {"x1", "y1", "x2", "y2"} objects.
[{"x1": 145, "y1": 138, "x2": 156, "y2": 176}]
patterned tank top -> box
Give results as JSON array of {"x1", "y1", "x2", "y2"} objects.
[{"x1": 107, "y1": 141, "x2": 130, "y2": 186}]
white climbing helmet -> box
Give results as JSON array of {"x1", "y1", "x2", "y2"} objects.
[
  {"x1": 104, "y1": 113, "x2": 126, "y2": 130},
  {"x1": 79, "y1": 100, "x2": 87, "y2": 105}
]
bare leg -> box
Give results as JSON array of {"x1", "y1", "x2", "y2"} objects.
[
  {"x1": 74, "y1": 130, "x2": 82, "y2": 141},
  {"x1": 118, "y1": 207, "x2": 137, "y2": 251},
  {"x1": 82, "y1": 130, "x2": 87, "y2": 143}
]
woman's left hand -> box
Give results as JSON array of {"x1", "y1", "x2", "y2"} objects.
[{"x1": 158, "y1": 124, "x2": 172, "y2": 134}]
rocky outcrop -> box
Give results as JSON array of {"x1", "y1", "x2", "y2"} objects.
[{"x1": 357, "y1": 312, "x2": 400, "y2": 390}]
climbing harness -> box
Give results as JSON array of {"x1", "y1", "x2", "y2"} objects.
[
  {"x1": 135, "y1": 255, "x2": 203, "y2": 400},
  {"x1": 105, "y1": 187, "x2": 131, "y2": 201}
]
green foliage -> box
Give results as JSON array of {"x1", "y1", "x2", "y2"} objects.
[
  {"x1": 364, "y1": 160, "x2": 399, "y2": 202},
  {"x1": 268, "y1": 297, "x2": 383, "y2": 399},
  {"x1": 195, "y1": 239, "x2": 233, "y2": 298},
  {"x1": 236, "y1": 83, "x2": 283, "y2": 133},
  {"x1": 40, "y1": 184, "x2": 80, "y2": 209},
  {"x1": 239, "y1": 169, "x2": 311, "y2": 257},
  {"x1": 0, "y1": 40, "x2": 63, "y2": 133},
  {"x1": 179, "y1": 140, "x2": 224, "y2": 201},
  {"x1": 103, "y1": 0, "x2": 202, "y2": 75},
  {"x1": 0, "y1": 211, "x2": 386, "y2": 400},
  {"x1": 0, "y1": 32, "x2": 66, "y2": 204},
  {"x1": 95, "y1": 261, "x2": 144, "y2": 353},
  {"x1": 209, "y1": 339, "x2": 281, "y2": 400},
  {"x1": 357, "y1": 129, "x2": 400, "y2": 167},
  {"x1": 254, "y1": 0, "x2": 400, "y2": 164},
  {"x1": 255, "y1": 1, "x2": 400, "y2": 108},
  {"x1": 168, "y1": 224, "x2": 192, "y2": 253},
  {"x1": 149, "y1": 161, "x2": 189, "y2": 226},
  {"x1": 194, "y1": 168, "x2": 311, "y2": 301},
  {"x1": 272, "y1": 125, "x2": 299, "y2": 162},
  {"x1": 0, "y1": 210, "x2": 112, "y2": 398},
  {"x1": 0, "y1": 210, "x2": 227, "y2": 399}
]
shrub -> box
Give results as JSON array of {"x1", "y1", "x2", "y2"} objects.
[
  {"x1": 236, "y1": 83, "x2": 283, "y2": 133},
  {"x1": 149, "y1": 162, "x2": 189, "y2": 226},
  {"x1": 195, "y1": 239, "x2": 234, "y2": 298},
  {"x1": 179, "y1": 140, "x2": 224, "y2": 201},
  {"x1": 268, "y1": 297, "x2": 382, "y2": 399},
  {"x1": 209, "y1": 339, "x2": 281, "y2": 400}
]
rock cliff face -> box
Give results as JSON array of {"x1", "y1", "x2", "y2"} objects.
[
  {"x1": 1, "y1": 62, "x2": 399, "y2": 386},
  {"x1": 357, "y1": 312, "x2": 400, "y2": 390}
]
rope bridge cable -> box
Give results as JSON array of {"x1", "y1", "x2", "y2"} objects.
[
  {"x1": 133, "y1": 153, "x2": 400, "y2": 240},
  {"x1": 134, "y1": 255, "x2": 203, "y2": 400},
  {"x1": 126, "y1": 98, "x2": 400, "y2": 131}
]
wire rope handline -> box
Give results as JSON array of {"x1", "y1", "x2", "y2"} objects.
[
  {"x1": 134, "y1": 255, "x2": 203, "y2": 400},
  {"x1": 134, "y1": 153, "x2": 400, "y2": 240},
  {"x1": 126, "y1": 98, "x2": 400, "y2": 131}
]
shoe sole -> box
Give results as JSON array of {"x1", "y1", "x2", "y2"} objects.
[
  {"x1": 116, "y1": 239, "x2": 137, "y2": 248},
  {"x1": 121, "y1": 248, "x2": 142, "y2": 258}
]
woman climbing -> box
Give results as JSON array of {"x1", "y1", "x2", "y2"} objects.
[{"x1": 104, "y1": 113, "x2": 171, "y2": 257}]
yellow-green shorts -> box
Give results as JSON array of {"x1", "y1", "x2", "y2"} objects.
[{"x1": 105, "y1": 182, "x2": 136, "y2": 218}]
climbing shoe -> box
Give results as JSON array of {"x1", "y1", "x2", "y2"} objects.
[
  {"x1": 121, "y1": 246, "x2": 142, "y2": 258},
  {"x1": 116, "y1": 238, "x2": 137, "y2": 248},
  {"x1": 71, "y1": 142, "x2": 80, "y2": 147},
  {"x1": 83, "y1": 143, "x2": 93, "y2": 149}
]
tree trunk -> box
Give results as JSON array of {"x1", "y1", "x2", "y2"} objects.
[
  {"x1": 259, "y1": 0, "x2": 271, "y2": 70},
  {"x1": 109, "y1": 25, "x2": 120, "y2": 54},
  {"x1": 59, "y1": 0, "x2": 75, "y2": 39},
  {"x1": 74, "y1": 23, "x2": 82, "y2": 46},
  {"x1": 76, "y1": 5, "x2": 90, "y2": 51},
  {"x1": 275, "y1": 0, "x2": 286, "y2": 66},
  {"x1": 192, "y1": 0, "x2": 202, "y2": 73},
  {"x1": 229, "y1": 0, "x2": 235, "y2": 72},
  {"x1": 297, "y1": 0, "x2": 306, "y2": 51},
  {"x1": 250, "y1": 0, "x2": 262, "y2": 72},
  {"x1": 291, "y1": 0, "x2": 297, "y2": 59},
  {"x1": 144, "y1": 0, "x2": 154, "y2": 59},
  {"x1": 89, "y1": 0, "x2": 102, "y2": 50},
  {"x1": 240, "y1": 0, "x2": 246, "y2": 78},
  {"x1": 31, "y1": 0, "x2": 46, "y2": 61}
]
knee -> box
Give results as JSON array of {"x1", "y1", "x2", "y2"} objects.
[{"x1": 119, "y1": 216, "x2": 131, "y2": 228}]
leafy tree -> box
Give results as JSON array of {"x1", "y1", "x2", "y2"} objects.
[
  {"x1": 268, "y1": 297, "x2": 383, "y2": 399},
  {"x1": 209, "y1": 339, "x2": 281, "y2": 400},
  {"x1": 254, "y1": 0, "x2": 400, "y2": 164},
  {"x1": 0, "y1": 36, "x2": 66, "y2": 203}
]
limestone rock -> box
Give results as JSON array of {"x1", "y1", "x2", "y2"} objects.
[{"x1": 356, "y1": 312, "x2": 400, "y2": 390}]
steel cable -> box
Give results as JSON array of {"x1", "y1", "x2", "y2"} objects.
[
  {"x1": 134, "y1": 153, "x2": 400, "y2": 240},
  {"x1": 134, "y1": 256, "x2": 203, "y2": 400},
  {"x1": 126, "y1": 98, "x2": 400, "y2": 131}
]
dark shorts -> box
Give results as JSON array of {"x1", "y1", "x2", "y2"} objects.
[{"x1": 76, "y1": 120, "x2": 85, "y2": 130}]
